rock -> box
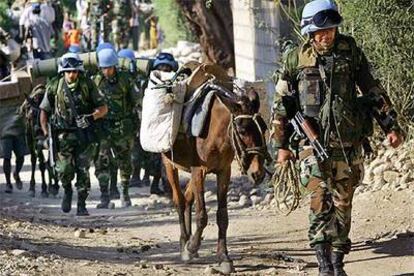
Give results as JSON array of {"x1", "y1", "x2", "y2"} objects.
[
  {"x1": 141, "y1": 245, "x2": 151, "y2": 252},
  {"x1": 152, "y1": 264, "x2": 164, "y2": 270},
  {"x1": 262, "y1": 193, "x2": 274, "y2": 205},
  {"x1": 238, "y1": 194, "x2": 250, "y2": 207},
  {"x1": 372, "y1": 164, "x2": 389, "y2": 176},
  {"x1": 400, "y1": 173, "x2": 411, "y2": 184},
  {"x1": 97, "y1": 228, "x2": 108, "y2": 235},
  {"x1": 204, "y1": 266, "x2": 220, "y2": 275},
  {"x1": 383, "y1": 171, "x2": 400, "y2": 183},
  {"x1": 250, "y1": 195, "x2": 262, "y2": 206},
  {"x1": 74, "y1": 229, "x2": 86, "y2": 238},
  {"x1": 11, "y1": 249, "x2": 29, "y2": 256}
]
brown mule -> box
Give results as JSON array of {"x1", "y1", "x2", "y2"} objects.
[{"x1": 162, "y1": 79, "x2": 269, "y2": 273}]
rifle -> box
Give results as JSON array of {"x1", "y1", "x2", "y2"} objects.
[
  {"x1": 62, "y1": 81, "x2": 96, "y2": 144},
  {"x1": 48, "y1": 122, "x2": 56, "y2": 168},
  {"x1": 291, "y1": 112, "x2": 329, "y2": 161}
]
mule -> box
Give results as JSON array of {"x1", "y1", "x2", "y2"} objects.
[
  {"x1": 22, "y1": 84, "x2": 59, "y2": 197},
  {"x1": 162, "y1": 65, "x2": 269, "y2": 273}
]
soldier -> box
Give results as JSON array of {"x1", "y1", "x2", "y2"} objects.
[
  {"x1": 93, "y1": 48, "x2": 136, "y2": 208},
  {"x1": 39, "y1": 53, "x2": 108, "y2": 216},
  {"x1": 87, "y1": 0, "x2": 112, "y2": 50},
  {"x1": 112, "y1": 0, "x2": 133, "y2": 50},
  {"x1": 271, "y1": 1, "x2": 404, "y2": 275}
]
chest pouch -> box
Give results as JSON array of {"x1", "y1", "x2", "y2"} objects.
[{"x1": 298, "y1": 67, "x2": 323, "y2": 118}]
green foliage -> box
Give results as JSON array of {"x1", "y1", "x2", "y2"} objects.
[
  {"x1": 0, "y1": 2, "x2": 12, "y2": 31},
  {"x1": 336, "y1": 0, "x2": 414, "y2": 135},
  {"x1": 153, "y1": 0, "x2": 195, "y2": 47}
]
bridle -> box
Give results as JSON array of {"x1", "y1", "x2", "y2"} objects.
[{"x1": 228, "y1": 112, "x2": 271, "y2": 175}]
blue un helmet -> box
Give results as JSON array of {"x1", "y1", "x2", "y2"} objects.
[
  {"x1": 98, "y1": 48, "x2": 118, "y2": 68},
  {"x1": 68, "y1": 44, "x2": 82, "y2": 54},
  {"x1": 300, "y1": 0, "x2": 342, "y2": 36},
  {"x1": 96, "y1": 42, "x2": 114, "y2": 54},
  {"x1": 153, "y1": 52, "x2": 178, "y2": 72},
  {"x1": 58, "y1": 52, "x2": 84, "y2": 73},
  {"x1": 118, "y1": 48, "x2": 137, "y2": 73}
]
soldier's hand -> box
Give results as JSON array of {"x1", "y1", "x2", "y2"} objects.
[
  {"x1": 76, "y1": 114, "x2": 94, "y2": 129},
  {"x1": 276, "y1": 149, "x2": 295, "y2": 163},
  {"x1": 387, "y1": 130, "x2": 403, "y2": 148}
]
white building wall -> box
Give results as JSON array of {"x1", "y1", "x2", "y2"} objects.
[{"x1": 232, "y1": 0, "x2": 282, "y2": 119}]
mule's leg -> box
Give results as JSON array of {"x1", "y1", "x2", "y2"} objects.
[
  {"x1": 38, "y1": 151, "x2": 49, "y2": 198},
  {"x1": 163, "y1": 157, "x2": 189, "y2": 261},
  {"x1": 185, "y1": 167, "x2": 207, "y2": 257},
  {"x1": 215, "y1": 166, "x2": 234, "y2": 273},
  {"x1": 184, "y1": 182, "x2": 194, "y2": 237},
  {"x1": 29, "y1": 153, "x2": 37, "y2": 197}
]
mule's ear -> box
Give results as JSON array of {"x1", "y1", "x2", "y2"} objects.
[
  {"x1": 246, "y1": 89, "x2": 260, "y2": 113},
  {"x1": 218, "y1": 95, "x2": 242, "y2": 114}
]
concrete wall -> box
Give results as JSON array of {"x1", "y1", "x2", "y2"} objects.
[{"x1": 232, "y1": 0, "x2": 283, "y2": 120}]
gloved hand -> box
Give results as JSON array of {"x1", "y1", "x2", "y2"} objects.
[{"x1": 76, "y1": 114, "x2": 94, "y2": 129}]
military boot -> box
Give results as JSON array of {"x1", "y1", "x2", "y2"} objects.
[
  {"x1": 13, "y1": 172, "x2": 23, "y2": 190},
  {"x1": 315, "y1": 243, "x2": 334, "y2": 276},
  {"x1": 332, "y1": 251, "x2": 348, "y2": 276},
  {"x1": 109, "y1": 182, "x2": 120, "y2": 200},
  {"x1": 29, "y1": 180, "x2": 36, "y2": 197},
  {"x1": 5, "y1": 182, "x2": 13, "y2": 193},
  {"x1": 150, "y1": 178, "x2": 164, "y2": 195},
  {"x1": 96, "y1": 186, "x2": 111, "y2": 209},
  {"x1": 120, "y1": 184, "x2": 131, "y2": 208},
  {"x1": 61, "y1": 187, "x2": 73, "y2": 213},
  {"x1": 76, "y1": 191, "x2": 89, "y2": 216}
]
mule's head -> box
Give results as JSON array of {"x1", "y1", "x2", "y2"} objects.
[{"x1": 228, "y1": 88, "x2": 269, "y2": 185}]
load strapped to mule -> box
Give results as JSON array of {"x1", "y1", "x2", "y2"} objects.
[{"x1": 140, "y1": 61, "x2": 270, "y2": 163}]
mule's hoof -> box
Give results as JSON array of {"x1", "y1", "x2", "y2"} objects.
[
  {"x1": 28, "y1": 190, "x2": 35, "y2": 197},
  {"x1": 215, "y1": 260, "x2": 234, "y2": 275},
  {"x1": 181, "y1": 242, "x2": 198, "y2": 262},
  {"x1": 41, "y1": 191, "x2": 49, "y2": 198}
]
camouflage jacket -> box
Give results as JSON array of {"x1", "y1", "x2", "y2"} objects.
[
  {"x1": 40, "y1": 74, "x2": 105, "y2": 130},
  {"x1": 93, "y1": 70, "x2": 136, "y2": 136}
]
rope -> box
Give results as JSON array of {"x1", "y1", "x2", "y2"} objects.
[{"x1": 271, "y1": 160, "x2": 301, "y2": 215}]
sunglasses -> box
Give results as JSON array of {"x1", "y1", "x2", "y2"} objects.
[
  {"x1": 302, "y1": 9, "x2": 342, "y2": 28},
  {"x1": 156, "y1": 53, "x2": 174, "y2": 61},
  {"x1": 61, "y1": 57, "x2": 82, "y2": 68}
]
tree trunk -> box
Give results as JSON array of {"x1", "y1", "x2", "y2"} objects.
[{"x1": 175, "y1": 0, "x2": 235, "y2": 72}]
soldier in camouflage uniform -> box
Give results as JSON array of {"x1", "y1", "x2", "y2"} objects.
[
  {"x1": 94, "y1": 48, "x2": 136, "y2": 208},
  {"x1": 271, "y1": 1, "x2": 403, "y2": 275},
  {"x1": 112, "y1": 0, "x2": 133, "y2": 50},
  {"x1": 87, "y1": 0, "x2": 112, "y2": 50},
  {"x1": 40, "y1": 52, "x2": 108, "y2": 216}
]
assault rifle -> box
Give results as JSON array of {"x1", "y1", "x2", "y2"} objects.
[
  {"x1": 47, "y1": 122, "x2": 56, "y2": 168},
  {"x1": 291, "y1": 112, "x2": 329, "y2": 161}
]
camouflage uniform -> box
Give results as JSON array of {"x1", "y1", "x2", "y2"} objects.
[
  {"x1": 272, "y1": 34, "x2": 400, "y2": 254},
  {"x1": 112, "y1": 0, "x2": 132, "y2": 50},
  {"x1": 40, "y1": 74, "x2": 105, "y2": 201},
  {"x1": 88, "y1": 0, "x2": 112, "y2": 50},
  {"x1": 93, "y1": 69, "x2": 136, "y2": 206}
]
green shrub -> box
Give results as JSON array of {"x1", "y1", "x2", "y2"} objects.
[
  {"x1": 0, "y1": 2, "x2": 12, "y2": 31},
  {"x1": 336, "y1": 0, "x2": 414, "y2": 136}
]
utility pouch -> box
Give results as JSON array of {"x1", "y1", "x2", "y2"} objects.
[{"x1": 298, "y1": 67, "x2": 323, "y2": 118}]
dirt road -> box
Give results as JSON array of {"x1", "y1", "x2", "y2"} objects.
[{"x1": 0, "y1": 159, "x2": 413, "y2": 275}]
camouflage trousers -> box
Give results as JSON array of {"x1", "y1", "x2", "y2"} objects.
[
  {"x1": 112, "y1": 17, "x2": 130, "y2": 50},
  {"x1": 95, "y1": 134, "x2": 133, "y2": 189},
  {"x1": 56, "y1": 132, "x2": 94, "y2": 192},
  {"x1": 131, "y1": 135, "x2": 162, "y2": 177},
  {"x1": 298, "y1": 146, "x2": 364, "y2": 254}
]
